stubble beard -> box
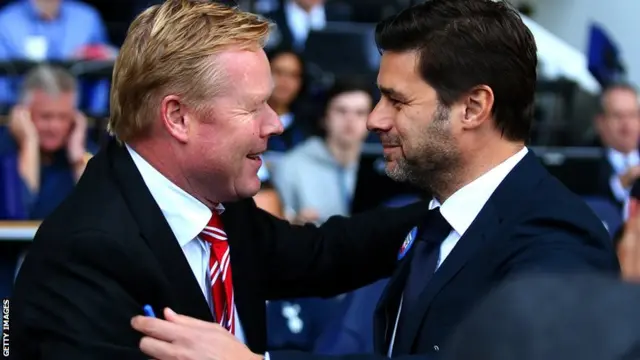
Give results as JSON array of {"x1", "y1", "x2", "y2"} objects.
[{"x1": 384, "y1": 104, "x2": 461, "y2": 199}]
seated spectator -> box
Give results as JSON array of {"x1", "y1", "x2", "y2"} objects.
[
  {"x1": 265, "y1": 78, "x2": 371, "y2": 352},
  {"x1": 0, "y1": 65, "x2": 97, "y2": 220},
  {"x1": 594, "y1": 83, "x2": 640, "y2": 210},
  {"x1": 0, "y1": 0, "x2": 115, "y2": 113},
  {"x1": 265, "y1": 47, "x2": 312, "y2": 156},
  {"x1": 272, "y1": 78, "x2": 372, "y2": 224},
  {"x1": 265, "y1": 0, "x2": 327, "y2": 51}
]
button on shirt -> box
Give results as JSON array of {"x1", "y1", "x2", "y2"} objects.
[
  {"x1": 387, "y1": 146, "x2": 529, "y2": 356},
  {"x1": 126, "y1": 145, "x2": 246, "y2": 343}
]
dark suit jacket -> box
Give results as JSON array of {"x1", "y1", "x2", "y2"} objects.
[
  {"x1": 270, "y1": 151, "x2": 620, "y2": 360},
  {"x1": 264, "y1": 4, "x2": 350, "y2": 51},
  {"x1": 443, "y1": 274, "x2": 640, "y2": 360},
  {"x1": 10, "y1": 139, "x2": 429, "y2": 360},
  {"x1": 595, "y1": 152, "x2": 623, "y2": 209}
]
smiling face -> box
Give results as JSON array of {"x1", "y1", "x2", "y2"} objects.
[
  {"x1": 367, "y1": 51, "x2": 462, "y2": 191},
  {"x1": 162, "y1": 49, "x2": 283, "y2": 203}
]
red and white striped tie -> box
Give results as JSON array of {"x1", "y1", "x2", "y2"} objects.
[{"x1": 199, "y1": 212, "x2": 235, "y2": 334}]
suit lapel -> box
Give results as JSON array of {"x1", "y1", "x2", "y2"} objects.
[
  {"x1": 221, "y1": 201, "x2": 265, "y2": 352},
  {"x1": 392, "y1": 152, "x2": 547, "y2": 354},
  {"x1": 107, "y1": 139, "x2": 213, "y2": 322},
  {"x1": 392, "y1": 204, "x2": 500, "y2": 355},
  {"x1": 373, "y1": 225, "x2": 422, "y2": 354}
]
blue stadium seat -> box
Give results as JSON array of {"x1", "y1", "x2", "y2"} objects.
[
  {"x1": 582, "y1": 196, "x2": 623, "y2": 238},
  {"x1": 266, "y1": 296, "x2": 346, "y2": 352},
  {"x1": 314, "y1": 278, "x2": 387, "y2": 354}
]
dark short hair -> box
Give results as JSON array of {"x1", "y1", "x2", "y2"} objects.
[
  {"x1": 266, "y1": 46, "x2": 308, "y2": 106},
  {"x1": 375, "y1": 0, "x2": 537, "y2": 141},
  {"x1": 597, "y1": 82, "x2": 638, "y2": 115}
]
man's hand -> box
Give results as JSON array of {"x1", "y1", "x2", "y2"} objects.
[
  {"x1": 67, "y1": 111, "x2": 87, "y2": 166},
  {"x1": 619, "y1": 199, "x2": 640, "y2": 282},
  {"x1": 132, "y1": 308, "x2": 263, "y2": 360},
  {"x1": 8, "y1": 105, "x2": 38, "y2": 147},
  {"x1": 290, "y1": 208, "x2": 320, "y2": 225},
  {"x1": 619, "y1": 166, "x2": 640, "y2": 189}
]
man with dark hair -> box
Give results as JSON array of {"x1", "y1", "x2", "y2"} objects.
[
  {"x1": 131, "y1": 1, "x2": 619, "y2": 359},
  {"x1": 594, "y1": 83, "x2": 640, "y2": 210}
]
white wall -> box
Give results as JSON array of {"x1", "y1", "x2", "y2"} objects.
[{"x1": 514, "y1": 0, "x2": 640, "y2": 87}]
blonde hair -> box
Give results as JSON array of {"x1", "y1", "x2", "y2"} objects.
[{"x1": 108, "y1": 0, "x2": 271, "y2": 142}]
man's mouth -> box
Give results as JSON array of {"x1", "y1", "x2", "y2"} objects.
[{"x1": 246, "y1": 152, "x2": 263, "y2": 160}]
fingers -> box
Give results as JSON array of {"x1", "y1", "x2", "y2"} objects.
[
  {"x1": 131, "y1": 315, "x2": 183, "y2": 342},
  {"x1": 163, "y1": 308, "x2": 228, "y2": 334},
  {"x1": 139, "y1": 336, "x2": 180, "y2": 360}
]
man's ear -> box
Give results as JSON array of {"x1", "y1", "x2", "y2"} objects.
[
  {"x1": 161, "y1": 95, "x2": 189, "y2": 143},
  {"x1": 460, "y1": 85, "x2": 494, "y2": 131}
]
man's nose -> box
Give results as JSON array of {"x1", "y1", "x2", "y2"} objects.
[
  {"x1": 367, "y1": 101, "x2": 392, "y2": 133},
  {"x1": 264, "y1": 106, "x2": 284, "y2": 137}
]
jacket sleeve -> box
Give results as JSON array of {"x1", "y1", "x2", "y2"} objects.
[{"x1": 254, "y1": 200, "x2": 429, "y2": 300}]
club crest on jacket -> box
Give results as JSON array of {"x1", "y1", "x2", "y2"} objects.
[{"x1": 398, "y1": 226, "x2": 418, "y2": 260}]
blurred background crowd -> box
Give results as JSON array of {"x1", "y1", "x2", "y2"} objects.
[{"x1": 0, "y1": 0, "x2": 639, "y2": 355}]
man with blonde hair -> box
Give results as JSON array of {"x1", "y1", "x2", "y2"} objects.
[{"x1": 10, "y1": 1, "x2": 427, "y2": 358}]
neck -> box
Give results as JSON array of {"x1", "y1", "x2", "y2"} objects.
[
  {"x1": 433, "y1": 139, "x2": 524, "y2": 203},
  {"x1": 293, "y1": 1, "x2": 314, "y2": 12},
  {"x1": 128, "y1": 138, "x2": 219, "y2": 210},
  {"x1": 325, "y1": 138, "x2": 361, "y2": 167},
  {"x1": 35, "y1": 2, "x2": 60, "y2": 20},
  {"x1": 268, "y1": 101, "x2": 289, "y2": 116},
  {"x1": 40, "y1": 150, "x2": 53, "y2": 165}
]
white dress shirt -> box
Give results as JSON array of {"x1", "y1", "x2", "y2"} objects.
[
  {"x1": 387, "y1": 146, "x2": 529, "y2": 356},
  {"x1": 126, "y1": 145, "x2": 246, "y2": 343},
  {"x1": 285, "y1": 0, "x2": 326, "y2": 48},
  {"x1": 607, "y1": 148, "x2": 640, "y2": 204}
]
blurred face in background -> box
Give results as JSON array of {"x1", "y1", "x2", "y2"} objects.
[
  {"x1": 269, "y1": 52, "x2": 303, "y2": 112},
  {"x1": 27, "y1": 89, "x2": 76, "y2": 153},
  {"x1": 597, "y1": 87, "x2": 640, "y2": 154},
  {"x1": 324, "y1": 90, "x2": 371, "y2": 149}
]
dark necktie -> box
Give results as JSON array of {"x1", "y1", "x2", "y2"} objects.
[{"x1": 397, "y1": 208, "x2": 451, "y2": 328}]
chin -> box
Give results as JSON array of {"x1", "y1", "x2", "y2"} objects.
[
  {"x1": 236, "y1": 178, "x2": 262, "y2": 200},
  {"x1": 40, "y1": 143, "x2": 64, "y2": 153}
]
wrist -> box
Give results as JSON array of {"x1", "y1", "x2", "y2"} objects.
[{"x1": 71, "y1": 151, "x2": 90, "y2": 167}]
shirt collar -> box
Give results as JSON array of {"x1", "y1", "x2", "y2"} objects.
[
  {"x1": 607, "y1": 147, "x2": 640, "y2": 173},
  {"x1": 432, "y1": 147, "x2": 529, "y2": 236},
  {"x1": 285, "y1": 0, "x2": 326, "y2": 29},
  {"x1": 126, "y1": 144, "x2": 224, "y2": 248}
]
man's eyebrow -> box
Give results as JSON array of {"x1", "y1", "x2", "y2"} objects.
[{"x1": 378, "y1": 85, "x2": 409, "y2": 102}]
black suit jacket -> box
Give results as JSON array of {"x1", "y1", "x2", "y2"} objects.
[
  {"x1": 264, "y1": 4, "x2": 350, "y2": 51},
  {"x1": 10, "y1": 139, "x2": 429, "y2": 360},
  {"x1": 270, "y1": 151, "x2": 620, "y2": 360},
  {"x1": 595, "y1": 151, "x2": 623, "y2": 209}
]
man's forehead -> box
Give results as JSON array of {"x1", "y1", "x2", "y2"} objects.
[
  {"x1": 217, "y1": 49, "x2": 273, "y2": 99},
  {"x1": 377, "y1": 51, "x2": 422, "y2": 96}
]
